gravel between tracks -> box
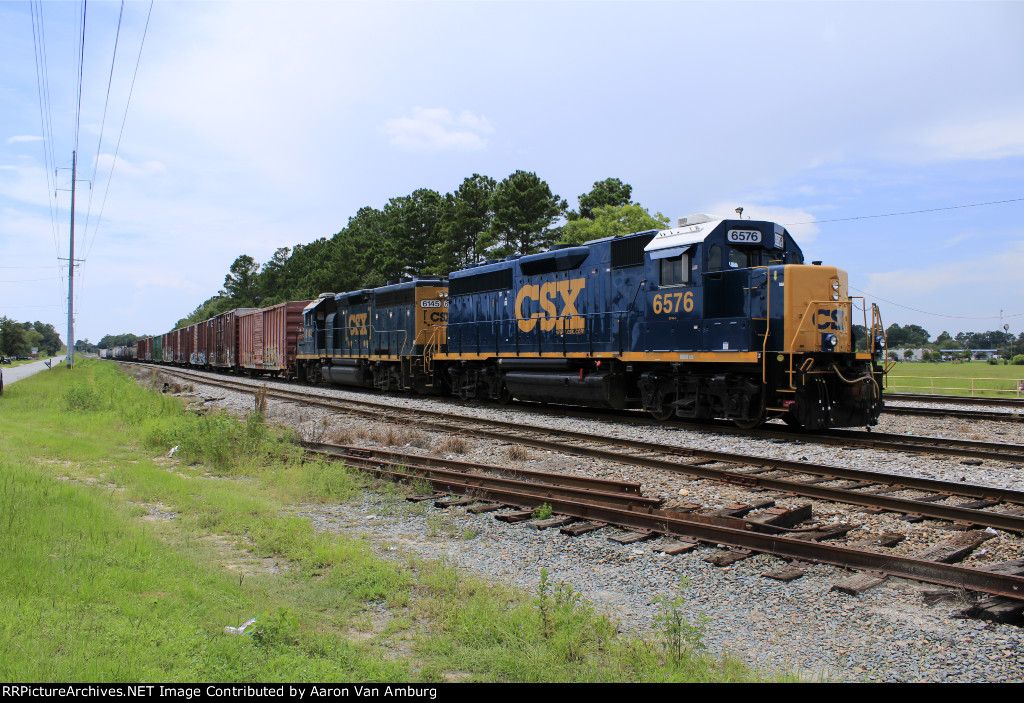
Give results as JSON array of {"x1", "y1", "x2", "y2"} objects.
[{"x1": 131, "y1": 365, "x2": 1024, "y2": 683}]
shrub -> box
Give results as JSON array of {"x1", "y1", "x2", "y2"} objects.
[{"x1": 1012, "y1": 355, "x2": 1024, "y2": 366}]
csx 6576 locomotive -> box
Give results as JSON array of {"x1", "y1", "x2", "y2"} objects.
[{"x1": 297, "y1": 215, "x2": 886, "y2": 429}]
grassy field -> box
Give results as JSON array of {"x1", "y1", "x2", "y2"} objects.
[
  {"x1": 885, "y1": 360, "x2": 1024, "y2": 397},
  {"x1": 0, "y1": 360, "x2": 775, "y2": 683}
]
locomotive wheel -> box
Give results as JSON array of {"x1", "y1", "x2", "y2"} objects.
[
  {"x1": 733, "y1": 416, "x2": 765, "y2": 429},
  {"x1": 647, "y1": 395, "x2": 675, "y2": 421},
  {"x1": 496, "y1": 385, "x2": 513, "y2": 405}
]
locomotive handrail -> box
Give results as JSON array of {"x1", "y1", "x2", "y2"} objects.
[{"x1": 785, "y1": 298, "x2": 856, "y2": 390}]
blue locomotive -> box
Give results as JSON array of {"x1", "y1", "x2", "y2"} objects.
[{"x1": 297, "y1": 215, "x2": 886, "y2": 430}]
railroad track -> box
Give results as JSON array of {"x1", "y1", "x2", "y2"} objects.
[
  {"x1": 888, "y1": 393, "x2": 1024, "y2": 408},
  {"x1": 145, "y1": 363, "x2": 1024, "y2": 463},
  {"x1": 144, "y1": 364, "x2": 1024, "y2": 534},
  {"x1": 129, "y1": 363, "x2": 1024, "y2": 616},
  {"x1": 301, "y1": 440, "x2": 1024, "y2": 607},
  {"x1": 884, "y1": 404, "x2": 1024, "y2": 423}
]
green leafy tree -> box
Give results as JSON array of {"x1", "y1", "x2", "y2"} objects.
[
  {"x1": 568, "y1": 177, "x2": 633, "y2": 221},
  {"x1": 885, "y1": 323, "x2": 930, "y2": 348},
  {"x1": 223, "y1": 255, "x2": 261, "y2": 307},
  {"x1": 32, "y1": 321, "x2": 63, "y2": 355},
  {"x1": 337, "y1": 206, "x2": 392, "y2": 288},
  {"x1": 487, "y1": 170, "x2": 566, "y2": 257},
  {"x1": 430, "y1": 173, "x2": 497, "y2": 272},
  {"x1": 933, "y1": 331, "x2": 956, "y2": 349},
  {"x1": 383, "y1": 189, "x2": 444, "y2": 279},
  {"x1": 257, "y1": 247, "x2": 292, "y2": 305},
  {"x1": 0, "y1": 316, "x2": 26, "y2": 357},
  {"x1": 559, "y1": 203, "x2": 669, "y2": 246},
  {"x1": 97, "y1": 333, "x2": 145, "y2": 349}
]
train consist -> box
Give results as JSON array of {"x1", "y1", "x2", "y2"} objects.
[{"x1": 107, "y1": 216, "x2": 888, "y2": 429}]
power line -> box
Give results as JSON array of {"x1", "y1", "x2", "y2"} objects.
[
  {"x1": 73, "y1": 0, "x2": 87, "y2": 155},
  {"x1": 29, "y1": 2, "x2": 61, "y2": 270},
  {"x1": 785, "y1": 197, "x2": 1024, "y2": 226},
  {"x1": 849, "y1": 285, "x2": 1024, "y2": 320},
  {"x1": 83, "y1": 0, "x2": 124, "y2": 238},
  {"x1": 84, "y1": 0, "x2": 154, "y2": 262}
]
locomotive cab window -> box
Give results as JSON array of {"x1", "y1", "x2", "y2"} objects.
[
  {"x1": 708, "y1": 244, "x2": 722, "y2": 272},
  {"x1": 728, "y1": 247, "x2": 751, "y2": 269},
  {"x1": 659, "y1": 252, "x2": 690, "y2": 286}
]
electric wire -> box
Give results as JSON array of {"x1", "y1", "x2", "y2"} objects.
[
  {"x1": 82, "y1": 0, "x2": 124, "y2": 239},
  {"x1": 784, "y1": 197, "x2": 1024, "y2": 226},
  {"x1": 29, "y1": 3, "x2": 61, "y2": 276},
  {"x1": 84, "y1": 0, "x2": 154, "y2": 263},
  {"x1": 849, "y1": 285, "x2": 1024, "y2": 320}
]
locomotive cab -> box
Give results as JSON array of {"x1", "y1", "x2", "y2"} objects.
[{"x1": 642, "y1": 215, "x2": 884, "y2": 428}]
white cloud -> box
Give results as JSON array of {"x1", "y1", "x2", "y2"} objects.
[
  {"x1": 5, "y1": 135, "x2": 43, "y2": 144},
  {"x1": 380, "y1": 107, "x2": 493, "y2": 151},
  {"x1": 916, "y1": 115, "x2": 1024, "y2": 161},
  {"x1": 867, "y1": 242, "x2": 1024, "y2": 296},
  {"x1": 703, "y1": 201, "x2": 821, "y2": 243},
  {"x1": 94, "y1": 154, "x2": 166, "y2": 178}
]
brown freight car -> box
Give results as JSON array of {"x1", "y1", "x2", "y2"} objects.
[
  {"x1": 208, "y1": 308, "x2": 255, "y2": 371},
  {"x1": 238, "y1": 301, "x2": 308, "y2": 377}
]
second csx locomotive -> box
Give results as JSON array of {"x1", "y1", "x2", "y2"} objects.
[{"x1": 297, "y1": 215, "x2": 886, "y2": 429}]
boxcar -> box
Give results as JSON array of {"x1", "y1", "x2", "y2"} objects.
[{"x1": 238, "y1": 301, "x2": 308, "y2": 377}]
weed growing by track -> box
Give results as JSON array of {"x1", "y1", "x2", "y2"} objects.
[{"x1": 0, "y1": 360, "x2": 777, "y2": 682}]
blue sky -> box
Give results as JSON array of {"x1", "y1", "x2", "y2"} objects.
[{"x1": 1, "y1": 0, "x2": 1022, "y2": 344}]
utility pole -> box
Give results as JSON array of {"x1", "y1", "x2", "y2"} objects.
[{"x1": 67, "y1": 150, "x2": 76, "y2": 369}]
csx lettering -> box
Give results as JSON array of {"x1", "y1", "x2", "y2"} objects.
[
  {"x1": 814, "y1": 309, "x2": 844, "y2": 331},
  {"x1": 429, "y1": 311, "x2": 447, "y2": 323},
  {"x1": 347, "y1": 313, "x2": 369, "y2": 336},
  {"x1": 515, "y1": 279, "x2": 586, "y2": 333}
]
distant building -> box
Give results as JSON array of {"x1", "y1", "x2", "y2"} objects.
[
  {"x1": 939, "y1": 348, "x2": 998, "y2": 361},
  {"x1": 896, "y1": 348, "x2": 926, "y2": 361}
]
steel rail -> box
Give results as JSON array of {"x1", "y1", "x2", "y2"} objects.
[
  {"x1": 145, "y1": 363, "x2": 1024, "y2": 460},
  {"x1": 311, "y1": 444, "x2": 1024, "y2": 602},
  {"x1": 884, "y1": 405, "x2": 1024, "y2": 423},
  {"x1": 302, "y1": 442, "x2": 643, "y2": 494},
  {"x1": 303, "y1": 443, "x2": 663, "y2": 509},
  {"x1": 670, "y1": 419, "x2": 1024, "y2": 463},
  {"x1": 888, "y1": 393, "x2": 1024, "y2": 408},
  {"x1": 140, "y1": 365, "x2": 1024, "y2": 530}
]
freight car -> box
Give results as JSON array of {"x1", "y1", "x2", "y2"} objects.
[{"x1": 238, "y1": 301, "x2": 308, "y2": 377}]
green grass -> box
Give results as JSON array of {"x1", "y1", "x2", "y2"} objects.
[
  {"x1": 0, "y1": 360, "x2": 778, "y2": 683},
  {"x1": 886, "y1": 360, "x2": 1024, "y2": 397}
]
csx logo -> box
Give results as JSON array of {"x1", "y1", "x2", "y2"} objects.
[
  {"x1": 814, "y1": 308, "x2": 845, "y2": 331},
  {"x1": 347, "y1": 312, "x2": 369, "y2": 336},
  {"x1": 515, "y1": 278, "x2": 586, "y2": 333}
]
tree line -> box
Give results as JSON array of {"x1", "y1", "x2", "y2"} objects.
[
  {"x1": 0, "y1": 317, "x2": 64, "y2": 358},
  {"x1": 173, "y1": 173, "x2": 667, "y2": 328},
  {"x1": 877, "y1": 323, "x2": 1024, "y2": 361}
]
